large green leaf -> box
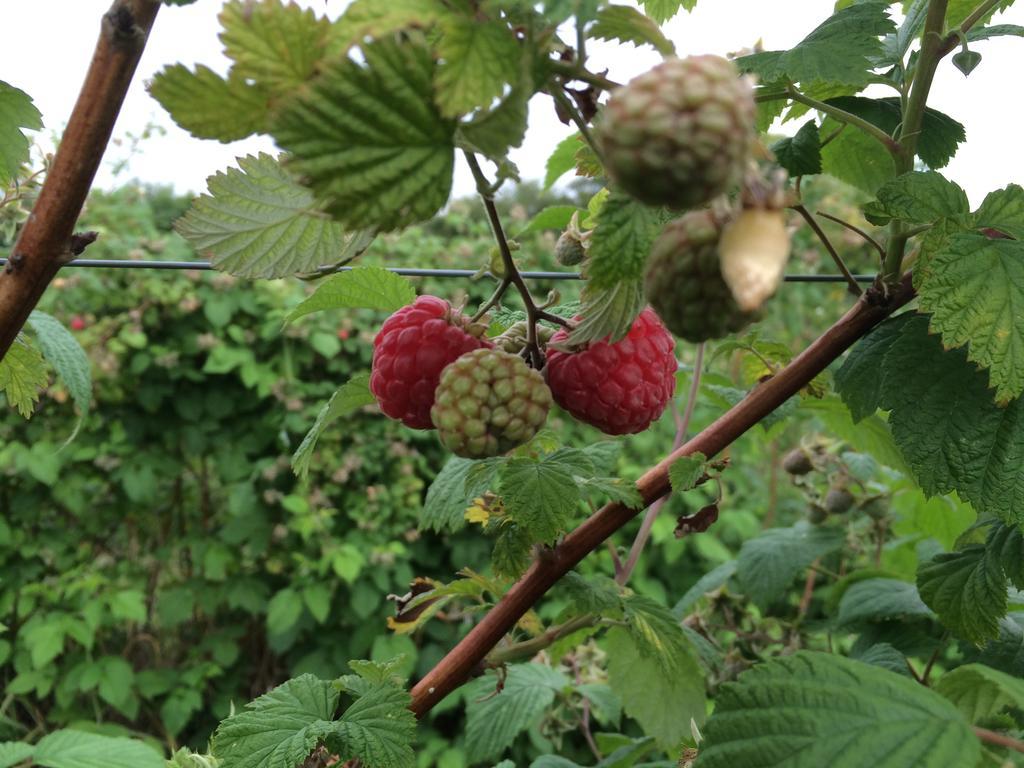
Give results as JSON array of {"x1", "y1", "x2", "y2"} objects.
[
  {"x1": 737, "y1": 3, "x2": 895, "y2": 87},
  {"x1": 465, "y1": 664, "x2": 569, "y2": 763},
  {"x1": 771, "y1": 121, "x2": 822, "y2": 177},
  {"x1": 865, "y1": 171, "x2": 970, "y2": 225},
  {"x1": 917, "y1": 522, "x2": 1024, "y2": 644},
  {"x1": 589, "y1": 5, "x2": 675, "y2": 56},
  {"x1": 567, "y1": 279, "x2": 646, "y2": 346},
  {"x1": 825, "y1": 97, "x2": 966, "y2": 169},
  {"x1": 286, "y1": 267, "x2": 414, "y2": 323},
  {"x1": 606, "y1": 624, "x2": 705, "y2": 751},
  {"x1": 27, "y1": 311, "x2": 91, "y2": 438},
  {"x1": 271, "y1": 37, "x2": 456, "y2": 231},
  {"x1": 917, "y1": 233, "x2": 1024, "y2": 403},
  {"x1": 332, "y1": 0, "x2": 452, "y2": 50},
  {"x1": 836, "y1": 578, "x2": 934, "y2": 627},
  {"x1": 975, "y1": 184, "x2": 1024, "y2": 239},
  {"x1": 736, "y1": 522, "x2": 845, "y2": 608},
  {"x1": 586, "y1": 192, "x2": 668, "y2": 289},
  {"x1": 220, "y1": 0, "x2": 335, "y2": 91},
  {"x1": 936, "y1": 663, "x2": 1024, "y2": 725},
  {"x1": 176, "y1": 153, "x2": 360, "y2": 279},
  {"x1": 149, "y1": 65, "x2": 268, "y2": 142},
  {"x1": 435, "y1": 17, "x2": 521, "y2": 117},
  {"x1": 836, "y1": 312, "x2": 1024, "y2": 525},
  {"x1": 819, "y1": 116, "x2": 895, "y2": 195},
  {"x1": 33, "y1": 730, "x2": 163, "y2": 768},
  {"x1": 0, "y1": 80, "x2": 42, "y2": 184},
  {"x1": 0, "y1": 336, "x2": 47, "y2": 419},
  {"x1": 639, "y1": 0, "x2": 697, "y2": 23},
  {"x1": 420, "y1": 456, "x2": 490, "y2": 532},
  {"x1": 212, "y1": 674, "x2": 339, "y2": 768},
  {"x1": 292, "y1": 374, "x2": 376, "y2": 479},
  {"x1": 499, "y1": 454, "x2": 583, "y2": 542},
  {"x1": 696, "y1": 652, "x2": 979, "y2": 767},
  {"x1": 326, "y1": 682, "x2": 416, "y2": 768},
  {"x1": 0, "y1": 742, "x2": 33, "y2": 768}
]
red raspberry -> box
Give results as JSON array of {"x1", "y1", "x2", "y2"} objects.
[
  {"x1": 545, "y1": 308, "x2": 677, "y2": 435},
  {"x1": 370, "y1": 296, "x2": 491, "y2": 429}
]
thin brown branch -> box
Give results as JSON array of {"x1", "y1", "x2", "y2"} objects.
[
  {"x1": 0, "y1": 0, "x2": 161, "y2": 358},
  {"x1": 815, "y1": 210, "x2": 885, "y2": 261},
  {"x1": 792, "y1": 205, "x2": 863, "y2": 296},
  {"x1": 974, "y1": 726, "x2": 1024, "y2": 755},
  {"x1": 409, "y1": 275, "x2": 916, "y2": 717}
]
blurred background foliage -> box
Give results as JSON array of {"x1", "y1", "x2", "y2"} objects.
[{"x1": 0, "y1": 167, "x2": 977, "y2": 764}]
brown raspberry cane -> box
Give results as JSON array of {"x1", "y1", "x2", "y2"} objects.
[
  {"x1": 370, "y1": 296, "x2": 491, "y2": 429},
  {"x1": 545, "y1": 308, "x2": 677, "y2": 435}
]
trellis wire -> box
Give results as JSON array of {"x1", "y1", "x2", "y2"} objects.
[{"x1": 0, "y1": 258, "x2": 875, "y2": 282}]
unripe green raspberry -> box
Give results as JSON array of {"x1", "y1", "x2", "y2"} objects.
[
  {"x1": 555, "y1": 231, "x2": 587, "y2": 266},
  {"x1": 644, "y1": 208, "x2": 759, "y2": 342},
  {"x1": 431, "y1": 349, "x2": 552, "y2": 458},
  {"x1": 597, "y1": 55, "x2": 756, "y2": 209}
]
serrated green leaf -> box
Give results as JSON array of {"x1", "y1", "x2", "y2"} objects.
[
  {"x1": 554, "y1": 572, "x2": 622, "y2": 616},
  {"x1": 292, "y1": 374, "x2": 375, "y2": 479},
  {"x1": 589, "y1": 5, "x2": 675, "y2": 56},
  {"x1": 936, "y1": 663, "x2": 1024, "y2": 725},
  {"x1": 465, "y1": 665, "x2": 569, "y2": 763},
  {"x1": 605, "y1": 625, "x2": 705, "y2": 751},
  {"x1": 945, "y1": 0, "x2": 1015, "y2": 28},
  {"x1": 421, "y1": 457, "x2": 484, "y2": 532},
  {"x1": 917, "y1": 234, "x2": 1024, "y2": 403},
  {"x1": 771, "y1": 120, "x2": 822, "y2": 177},
  {"x1": 499, "y1": 455, "x2": 582, "y2": 542},
  {"x1": 271, "y1": 37, "x2": 456, "y2": 231},
  {"x1": 576, "y1": 475, "x2": 643, "y2": 508},
  {"x1": 967, "y1": 23, "x2": 1024, "y2": 42},
  {"x1": 837, "y1": 578, "x2": 934, "y2": 626},
  {"x1": 32, "y1": 730, "x2": 163, "y2": 768},
  {"x1": 967, "y1": 614, "x2": 1024, "y2": 677},
  {"x1": 149, "y1": 65, "x2": 268, "y2": 142},
  {"x1": 575, "y1": 682, "x2": 622, "y2": 729},
  {"x1": 736, "y1": 522, "x2": 845, "y2": 608},
  {"x1": 544, "y1": 133, "x2": 584, "y2": 189},
  {"x1": 869, "y1": 171, "x2": 971, "y2": 224},
  {"x1": 668, "y1": 452, "x2": 707, "y2": 493},
  {"x1": 826, "y1": 96, "x2": 966, "y2": 169},
  {"x1": 586, "y1": 192, "x2": 667, "y2": 289},
  {"x1": 435, "y1": 17, "x2": 520, "y2": 117},
  {"x1": 623, "y1": 595, "x2": 704, "y2": 678},
  {"x1": 491, "y1": 523, "x2": 535, "y2": 580},
  {"x1": 851, "y1": 642, "x2": 912, "y2": 676},
  {"x1": 697, "y1": 652, "x2": 979, "y2": 768},
  {"x1": 213, "y1": 674, "x2": 338, "y2": 768},
  {"x1": 820, "y1": 116, "x2": 896, "y2": 195},
  {"x1": 326, "y1": 682, "x2": 416, "y2": 768},
  {"x1": 638, "y1": 0, "x2": 697, "y2": 23},
  {"x1": 513, "y1": 205, "x2": 582, "y2": 239},
  {"x1": 567, "y1": 279, "x2": 646, "y2": 347},
  {"x1": 176, "y1": 153, "x2": 362, "y2": 279},
  {"x1": 0, "y1": 742, "x2": 33, "y2": 768},
  {"x1": 286, "y1": 267, "x2": 414, "y2": 323},
  {"x1": 0, "y1": 81, "x2": 42, "y2": 184},
  {"x1": 27, "y1": 311, "x2": 91, "y2": 439},
  {"x1": 459, "y1": 80, "x2": 531, "y2": 160},
  {"x1": 332, "y1": 0, "x2": 452, "y2": 51},
  {"x1": 673, "y1": 560, "x2": 737, "y2": 617},
  {"x1": 918, "y1": 545, "x2": 1005, "y2": 645},
  {"x1": 836, "y1": 313, "x2": 1024, "y2": 525},
  {"x1": 220, "y1": 0, "x2": 335, "y2": 91},
  {"x1": 0, "y1": 336, "x2": 47, "y2": 419},
  {"x1": 975, "y1": 184, "x2": 1024, "y2": 240},
  {"x1": 737, "y1": 3, "x2": 895, "y2": 88}
]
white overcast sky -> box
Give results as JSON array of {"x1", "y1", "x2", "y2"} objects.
[{"x1": 2, "y1": 1, "x2": 1021, "y2": 205}]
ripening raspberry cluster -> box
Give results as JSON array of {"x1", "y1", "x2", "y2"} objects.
[{"x1": 369, "y1": 297, "x2": 678, "y2": 458}]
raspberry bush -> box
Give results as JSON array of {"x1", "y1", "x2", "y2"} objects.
[{"x1": 2, "y1": 0, "x2": 1022, "y2": 766}]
